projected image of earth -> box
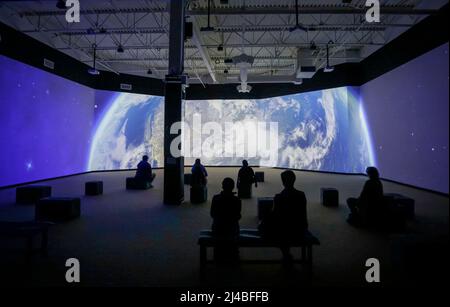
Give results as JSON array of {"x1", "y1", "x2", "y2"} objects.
[{"x1": 89, "y1": 87, "x2": 375, "y2": 173}]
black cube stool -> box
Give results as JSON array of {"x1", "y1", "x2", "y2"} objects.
[
  {"x1": 255, "y1": 172, "x2": 265, "y2": 183},
  {"x1": 238, "y1": 184, "x2": 252, "y2": 199},
  {"x1": 85, "y1": 181, "x2": 103, "y2": 196},
  {"x1": 126, "y1": 177, "x2": 152, "y2": 190},
  {"x1": 35, "y1": 197, "x2": 80, "y2": 222},
  {"x1": 184, "y1": 173, "x2": 192, "y2": 185},
  {"x1": 257, "y1": 197, "x2": 274, "y2": 220},
  {"x1": 385, "y1": 193, "x2": 415, "y2": 219},
  {"x1": 191, "y1": 186, "x2": 207, "y2": 204},
  {"x1": 321, "y1": 188, "x2": 339, "y2": 207},
  {"x1": 16, "y1": 185, "x2": 52, "y2": 204}
]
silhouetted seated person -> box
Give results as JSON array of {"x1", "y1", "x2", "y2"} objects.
[
  {"x1": 237, "y1": 160, "x2": 257, "y2": 198},
  {"x1": 258, "y1": 170, "x2": 308, "y2": 263},
  {"x1": 191, "y1": 158, "x2": 208, "y2": 187},
  {"x1": 347, "y1": 167, "x2": 384, "y2": 226},
  {"x1": 135, "y1": 155, "x2": 155, "y2": 186},
  {"x1": 210, "y1": 178, "x2": 242, "y2": 263}
]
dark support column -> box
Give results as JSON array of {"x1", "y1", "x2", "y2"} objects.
[{"x1": 164, "y1": 0, "x2": 185, "y2": 205}]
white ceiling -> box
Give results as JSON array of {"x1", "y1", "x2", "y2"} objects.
[{"x1": 0, "y1": 0, "x2": 447, "y2": 84}]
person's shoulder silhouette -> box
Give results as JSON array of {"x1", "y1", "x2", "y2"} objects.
[
  {"x1": 211, "y1": 178, "x2": 241, "y2": 236},
  {"x1": 273, "y1": 170, "x2": 308, "y2": 231}
]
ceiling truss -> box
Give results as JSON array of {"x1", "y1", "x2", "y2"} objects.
[{"x1": 0, "y1": 0, "x2": 444, "y2": 84}]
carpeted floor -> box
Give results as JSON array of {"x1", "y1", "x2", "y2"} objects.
[{"x1": 0, "y1": 167, "x2": 448, "y2": 287}]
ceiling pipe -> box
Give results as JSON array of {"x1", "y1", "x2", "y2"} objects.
[
  {"x1": 189, "y1": 75, "x2": 304, "y2": 84},
  {"x1": 289, "y1": 0, "x2": 308, "y2": 32},
  {"x1": 191, "y1": 18, "x2": 217, "y2": 83},
  {"x1": 200, "y1": 0, "x2": 214, "y2": 31}
]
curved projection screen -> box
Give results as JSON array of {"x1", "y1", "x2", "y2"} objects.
[
  {"x1": 89, "y1": 88, "x2": 375, "y2": 174},
  {"x1": 1, "y1": 47, "x2": 448, "y2": 193},
  {"x1": 361, "y1": 43, "x2": 449, "y2": 193},
  {"x1": 0, "y1": 55, "x2": 95, "y2": 187}
]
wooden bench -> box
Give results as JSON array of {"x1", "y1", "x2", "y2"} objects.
[
  {"x1": 198, "y1": 229, "x2": 320, "y2": 278},
  {"x1": 0, "y1": 221, "x2": 53, "y2": 256}
]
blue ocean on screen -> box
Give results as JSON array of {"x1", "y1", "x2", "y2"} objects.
[{"x1": 88, "y1": 87, "x2": 375, "y2": 174}]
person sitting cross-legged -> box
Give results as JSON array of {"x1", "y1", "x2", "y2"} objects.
[
  {"x1": 347, "y1": 167, "x2": 384, "y2": 226},
  {"x1": 135, "y1": 155, "x2": 155, "y2": 187}
]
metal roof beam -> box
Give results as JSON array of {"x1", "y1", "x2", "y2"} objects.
[
  {"x1": 16, "y1": 6, "x2": 437, "y2": 17},
  {"x1": 191, "y1": 18, "x2": 217, "y2": 83}
]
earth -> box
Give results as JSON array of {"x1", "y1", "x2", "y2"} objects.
[{"x1": 88, "y1": 87, "x2": 375, "y2": 173}]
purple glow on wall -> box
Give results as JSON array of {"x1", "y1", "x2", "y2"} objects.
[
  {"x1": 0, "y1": 55, "x2": 95, "y2": 187},
  {"x1": 361, "y1": 43, "x2": 449, "y2": 193}
]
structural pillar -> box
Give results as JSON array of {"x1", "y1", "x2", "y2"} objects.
[{"x1": 164, "y1": 0, "x2": 185, "y2": 205}]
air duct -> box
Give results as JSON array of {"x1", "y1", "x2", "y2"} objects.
[{"x1": 296, "y1": 48, "x2": 316, "y2": 79}]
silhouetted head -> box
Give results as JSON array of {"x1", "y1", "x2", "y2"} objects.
[
  {"x1": 222, "y1": 177, "x2": 235, "y2": 192},
  {"x1": 142, "y1": 155, "x2": 149, "y2": 162},
  {"x1": 242, "y1": 160, "x2": 249, "y2": 167},
  {"x1": 281, "y1": 170, "x2": 296, "y2": 188},
  {"x1": 195, "y1": 158, "x2": 201, "y2": 165},
  {"x1": 366, "y1": 167, "x2": 380, "y2": 180}
]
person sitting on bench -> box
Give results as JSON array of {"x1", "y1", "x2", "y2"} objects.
[
  {"x1": 135, "y1": 155, "x2": 155, "y2": 186},
  {"x1": 258, "y1": 170, "x2": 308, "y2": 263},
  {"x1": 210, "y1": 177, "x2": 242, "y2": 263},
  {"x1": 191, "y1": 158, "x2": 208, "y2": 187},
  {"x1": 237, "y1": 160, "x2": 257, "y2": 198},
  {"x1": 347, "y1": 167, "x2": 384, "y2": 225}
]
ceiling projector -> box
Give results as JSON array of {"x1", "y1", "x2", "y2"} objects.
[
  {"x1": 237, "y1": 83, "x2": 252, "y2": 93},
  {"x1": 88, "y1": 68, "x2": 100, "y2": 75},
  {"x1": 232, "y1": 54, "x2": 255, "y2": 93},
  {"x1": 324, "y1": 66, "x2": 335, "y2": 73}
]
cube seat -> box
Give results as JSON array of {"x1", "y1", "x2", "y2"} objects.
[
  {"x1": 85, "y1": 181, "x2": 103, "y2": 196},
  {"x1": 35, "y1": 197, "x2": 80, "y2": 222},
  {"x1": 16, "y1": 185, "x2": 52, "y2": 204},
  {"x1": 321, "y1": 188, "x2": 339, "y2": 207}
]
